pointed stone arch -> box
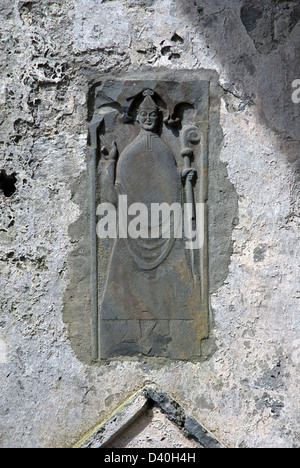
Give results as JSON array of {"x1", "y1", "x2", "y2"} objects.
[{"x1": 74, "y1": 387, "x2": 225, "y2": 449}]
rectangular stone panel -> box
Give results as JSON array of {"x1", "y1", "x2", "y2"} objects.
[{"x1": 89, "y1": 77, "x2": 210, "y2": 360}]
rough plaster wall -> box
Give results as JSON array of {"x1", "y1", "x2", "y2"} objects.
[{"x1": 0, "y1": 0, "x2": 299, "y2": 448}]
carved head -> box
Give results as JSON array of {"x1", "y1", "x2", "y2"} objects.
[{"x1": 136, "y1": 90, "x2": 159, "y2": 132}]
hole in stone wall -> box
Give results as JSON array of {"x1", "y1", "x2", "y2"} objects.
[
  {"x1": 168, "y1": 53, "x2": 181, "y2": 60},
  {"x1": 0, "y1": 170, "x2": 17, "y2": 197},
  {"x1": 161, "y1": 46, "x2": 172, "y2": 56},
  {"x1": 171, "y1": 32, "x2": 184, "y2": 43}
]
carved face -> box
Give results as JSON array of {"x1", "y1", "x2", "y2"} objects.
[{"x1": 137, "y1": 109, "x2": 159, "y2": 131}]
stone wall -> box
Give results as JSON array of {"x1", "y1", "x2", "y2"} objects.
[{"x1": 0, "y1": 0, "x2": 299, "y2": 448}]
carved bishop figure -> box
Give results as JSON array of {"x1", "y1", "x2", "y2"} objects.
[{"x1": 99, "y1": 89, "x2": 207, "y2": 360}]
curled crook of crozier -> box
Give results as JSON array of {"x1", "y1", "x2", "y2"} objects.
[{"x1": 181, "y1": 125, "x2": 201, "y2": 148}]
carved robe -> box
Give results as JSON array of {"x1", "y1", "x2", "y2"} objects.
[{"x1": 99, "y1": 130, "x2": 204, "y2": 359}]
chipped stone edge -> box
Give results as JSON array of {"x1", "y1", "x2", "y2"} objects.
[
  {"x1": 145, "y1": 387, "x2": 226, "y2": 449},
  {"x1": 74, "y1": 391, "x2": 150, "y2": 448},
  {"x1": 74, "y1": 386, "x2": 226, "y2": 449}
]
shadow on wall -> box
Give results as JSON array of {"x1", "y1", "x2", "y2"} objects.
[{"x1": 176, "y1": 0, "x2": 300, "y2": 182}]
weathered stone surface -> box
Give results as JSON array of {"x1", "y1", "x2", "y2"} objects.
[
  {"x1": 105, "y1": 405, "x2": 202, "y2": 449},
  {"x1": 77, "y1": 387, "x2": 224, "y2": 448},
  {"x1": 89, "y1": 78, "x2": 211, "y2": 360},
  {"x1": 64, "y1": 70, "x2": 236, "y2": 363},
  {"x1": 78, "y1": 391, "x2": 150, "y2": 448},
  {"x1": 0, "y1": 0, "x2": 299, "y2": 449}
]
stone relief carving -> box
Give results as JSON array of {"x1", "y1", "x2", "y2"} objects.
[{"x1": 88, "y1": 79, "x2": 210, "y2": 360}]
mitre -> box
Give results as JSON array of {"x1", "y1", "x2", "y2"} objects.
[{"x1": 139, "y1": 89, "x2": 158, "y2": 111}]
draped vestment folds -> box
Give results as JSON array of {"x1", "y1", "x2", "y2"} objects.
[{"x1": 99, "y1": 130, "x2": 206, "y2": 359}]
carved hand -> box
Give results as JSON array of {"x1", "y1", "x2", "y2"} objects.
[
  {"x1": 102, "y1": 141, "x2": 119, "y2": 161},
  {"x1": 182, "y1": 168, "x2": 196, "y2": 182}
]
